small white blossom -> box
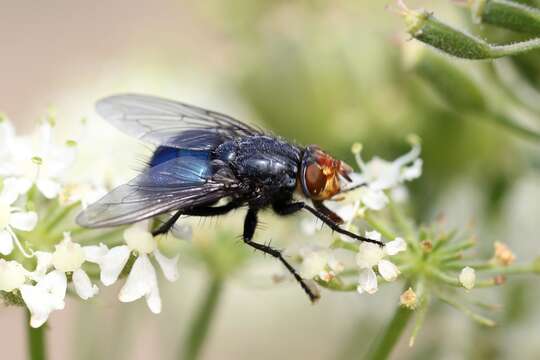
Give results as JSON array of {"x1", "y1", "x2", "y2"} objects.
[
  {"x1": 356, "y1": 232, "x2": 406, "y2": 294},
  {"x1": 0, "y1": 178, "x2": 38, "y2": 256},
  {"x1": 10, "y1": 121, "x2": 77, "y2": 199},
  {"x1": 459, "y1": 267, "x2": 476, "y2": 290},
  {"x1": 299, "y1": 247, "x2": 344, "y2": 282},
  {"x1": 86, "y1": 222, "x2": 180, "y2": 314},
  {"x1": 341, "y1": 139, "x2": 422, "y2": 212},
  {"x1": 51, "y1": 233, "x2": 99, "y2": 300},
  {"x1": 20, "y1": 270, "x2": 67, "y2": 328}
]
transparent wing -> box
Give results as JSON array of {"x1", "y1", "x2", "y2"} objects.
[
  {"x1": 76, "y1": 157, "x2": 238, "y2": 228},
  {"x1": 96, "y1": 93, "x2": 262, "y2": 149}
]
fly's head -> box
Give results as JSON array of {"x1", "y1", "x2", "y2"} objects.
[{"x1": 299, "y1": 145, "x2": 353, "y2": 201}]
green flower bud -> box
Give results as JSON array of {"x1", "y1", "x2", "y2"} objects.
[
  {"x1": 400, "y1": 4, "x2": 540, "y2": 59},
  {"x1": 470, "y1": 0, "x2": 540, "y2": 35}
]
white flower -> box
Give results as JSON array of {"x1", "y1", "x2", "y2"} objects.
[
  {"x1": 10, "y1": 121, "x2": 77, "y2": 199},
  {"x1": 0, "y1": 178, "x2": 38, "y2": 256},
  {"x1": 86, "y1": 222, "x2": 180, "y2": 314},
  {"x1": 20, "y1": 270, "x2": 67, "y2": 328},
  {"x1": 0, "y1": 259, "x2": 28, "y2": 291},
  {"x1": 356, "y1": 232, "x2": 406, "y2": 294},
  {"x1": 51, "y1": 233, "x2": 99, "y2": 300},
  {"x1": 299, "y1": 247, "x2": 344, "y2": 282},
  {"x1": 459, "y1": 267, "x2": 476, "y2": 290},
  {"x1": 342, "y1": 139, "x2": 422, "y2": 211}
]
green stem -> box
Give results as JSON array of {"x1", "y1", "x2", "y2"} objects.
[
  {"x1": 26, "y1": 311, "x2": 47, "y2": 360},
  {"x1": 364, "y1": 303, "x2": 414, "y2": 360},
  {"x1": 182, "y1": 276, "x2": 224, "y2": 360},
  {"x1": 42, "y1": 201, "x2": 80, "y2": 233}
]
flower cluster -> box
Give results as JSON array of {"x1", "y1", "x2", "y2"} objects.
[
  {"x1": 294, "y1": 137, "x2": 540, "y2": 346},
  {"x1": 0, "y1": 116, "x2": 184, "y2": 328},
  {"x1": 296, "y1": 137, "x2": 421, "y2": 295}
]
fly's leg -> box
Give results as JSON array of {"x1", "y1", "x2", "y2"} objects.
[
  {"x1": 152, "y1": 210, "x2": 183, "y2": 236},
  {"x1": 151, "y1": 202, "x2": 239, "y2": 236},
  {"x1": 242, "y1": 208, "x2": 320, "y2": 303},
  {"x1": 273, "y1": 201, "x2": 384, "y2": 247}
]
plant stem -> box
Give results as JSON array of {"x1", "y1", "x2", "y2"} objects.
[
  {"x1": 364, "y1": 304, "x2": 413, "y2": 360},
  {"x1": 182, "y1": 276, "x2": 224, "y2": 360},
  {"x1": 26, "y1": 311, "x2": 47, "y2": 360}
]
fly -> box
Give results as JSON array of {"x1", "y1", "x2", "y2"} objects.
[{"x1": 77, "y1": 94, "x2": 383, "y2": 302}]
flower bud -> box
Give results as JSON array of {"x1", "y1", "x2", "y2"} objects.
[
  {"x1": 400, "y1": 287, "x2": 418, "y2": 309},
  {"x1": 493, "y1": 242, "x2": 515, "y2": 266},
  {"x1": 469, "y1": 0, "x2": 540, "y2": 35},
  {"x1": 400, "y1": 3, "x2": 540, "y2": 59},
  {"x1": 459, "y1": 266, "x2": 476, "y2": 290},
  {"x1": 52, "y1": 234, "x2": 85, "y2": 272},
  {"x1": 124, "y1": 226, "x2": 155, "y2": 254}
]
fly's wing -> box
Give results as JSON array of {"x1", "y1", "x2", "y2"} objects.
[
  {"x1": 96, "y1": 94, "x2": 262, "y2": 150},
  {"x1": 76, "y1": 157, "x2": 238, "y2": 228}
]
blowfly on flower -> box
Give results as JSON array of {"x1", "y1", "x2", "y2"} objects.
[{"x1": 77, "y1": 94, "x2": 385, "y2": 302}]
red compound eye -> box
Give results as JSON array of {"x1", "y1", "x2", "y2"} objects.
[{"x1": 305, "y1": 163, "x2": 326, "y2": 196}]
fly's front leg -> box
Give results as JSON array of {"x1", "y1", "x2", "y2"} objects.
[
  {"x1": 242, "y1": 208, "x2": 320, "y2": 303},
  {"x1": 274, "y1": 201, "x2": 384, "y2": 247}
]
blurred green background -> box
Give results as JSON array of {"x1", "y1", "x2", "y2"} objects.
[{"x1": 1, "y1": 0, "x2": 539, "y2": 359}]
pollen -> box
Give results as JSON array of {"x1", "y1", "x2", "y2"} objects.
[
  {"x1": 493, "y1": 242, "x2": 516, "y2": 266},
  {"x1": 400, "y1": 287, "x2": 418, "y2": 309}
]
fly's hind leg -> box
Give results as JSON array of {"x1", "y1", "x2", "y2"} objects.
[
  {"x1": 242, "y1": 208, "x2": 320, "y2": 303},
  {"x1": 152, "y1": 210, "x2": 183, "y2": 236},
  {"x1": 151, "y1": 201, "x2": 240, "y2": 237}
]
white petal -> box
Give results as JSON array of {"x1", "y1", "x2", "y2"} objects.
[
  {"x1": 21, "y1": 270, "x2": 66, "y2": 328},
  {"x1": 14, "y1": 178, "x2": 33, "y2": 195},
  {"x1": 401, "y1": 159, "x2": 423, "y2": 181},
  {"x1": 378, "y1": 260, "x2": 400, "y2": 281},
  {"x1": 0, "y1": 229, "x2": 14, "y2": 255},
  {"x1": 83, "y1": 243, "x2": 109, "y2": 263},
  {"x1": 357, "y1": 268, "x2": 378, "y2": 295},
  {"x1": 0, "y1": 259, "x2": 27, "y2": 291},
  {"x1": 384, "y1": 237, "x2": 407, "y2": 256},
  {"x1": 73, "y1": 269, "x2": 99, "y2": 300},
  {"x1": 145, "y1": 283, "x2": 162, "y2": 314},
  {"x1": 365, "y1": 230, "x2": 382, "y2": 242},
  {"x1": 360, "y1": 188, "x2": 389, "y2": 210},
  {"x1": 100, "y1": 245, "x2": 130, "y2": 286},
  {"x1": 154, "y1": 249, "x2": 180, "y2": 282},
  {"x1": 30, "y1": 251, "x2": 53, "y2": 281},
  {"x1": 39, "y1": 270, "x2": 67, "y2": 300},
  {"x1": 300, "y1": 251, "x2": 328, "y2": 279},
  {"x1": 0, "y1": 178, "x2": 20, "y2": 205},
  {"x1": 20, "y1": 285, "x2": 50, "y2": 328},
  {"x1": 10, "y1": 211, "x2": 38, "y2": 231},
  {"x1": 356, "y1": 242, "x2": 384, "y2": 269},
  {"x1": 118, "y1": 254, "x2": 161, "y2": 313},
  {"x1": 36, "y1": 179, "x2": 61, "y2": 199}
]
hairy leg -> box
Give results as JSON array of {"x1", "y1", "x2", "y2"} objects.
[
  {"x1": 242, "y1": 208, "x2": 319, "y2": 303},
  {"x1": 151, "y1": 201, "x2": 239, "y2": 236},
  {"x1": 273, "y1": 201, "x2": 384, "y2": 246}
]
